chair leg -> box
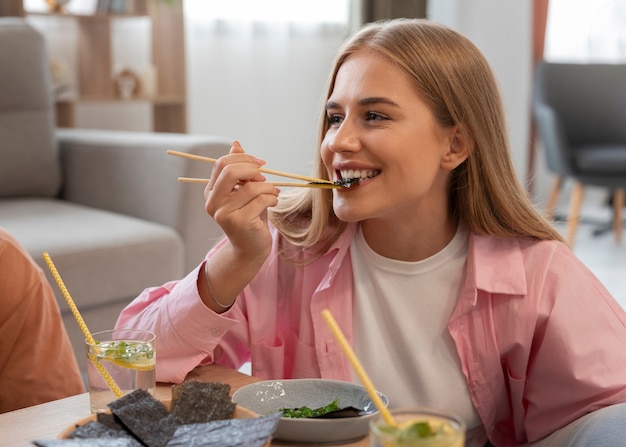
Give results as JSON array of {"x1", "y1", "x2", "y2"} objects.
[
  {"x1": 613, "y1": 188, "x2": 624, "y2": 244},
  {"x1": 566, "y1": 183, "x2": 584, "y2": 246},
  {"x1": 545, "y1": 176, "x2": 562, "y2": 221}
]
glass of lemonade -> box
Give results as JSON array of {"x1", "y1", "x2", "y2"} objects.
[
  {"x1": 369, "y1": 408, "x2": 466, "y2": 447},
  {"x1": 86, "y1": 329, "x2": 156, "y2": 413}
]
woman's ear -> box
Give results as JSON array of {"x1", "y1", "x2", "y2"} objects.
[{"x1": 441, "y1": 124, "x2": 472, "y2": 171}]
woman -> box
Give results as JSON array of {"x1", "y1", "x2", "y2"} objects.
[{"x1": 117, "y1": 19, "x2": 626, "y2": 446}]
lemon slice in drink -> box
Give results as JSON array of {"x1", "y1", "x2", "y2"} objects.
[
  {"x1": 97, "y1": 340, "x2": 155, "y2": 371},
  {"x1": 110, "y1": 356, "x2": 155, "y2": 371}
]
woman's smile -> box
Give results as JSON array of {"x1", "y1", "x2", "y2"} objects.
[{"x1": 335, "y1": 167, "x2": 381, "y2": 188}]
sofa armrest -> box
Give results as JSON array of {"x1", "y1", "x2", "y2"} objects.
[{"x1": 57, "y1": 128, "x2": 229, "y2": 270}]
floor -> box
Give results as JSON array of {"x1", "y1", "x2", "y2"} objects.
[{"x1": 551, "y1": 186, "x2": 626, "y2": 310}]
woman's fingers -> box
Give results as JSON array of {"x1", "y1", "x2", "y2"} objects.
[
  {"x1": 206, "y1": 179, "x2": 278, "y2": 217},
  {"x1": 212, "y1": 186, "x2": 279, "y2": 230},
  {"x1": 202, "y1": 141, "x2": 279, "y2": 254},
  {"x1": 205, "y1": 141, "x2": 267, "y2": 195},
  {"x1": 208, "y1": 181, "x2": 279, "y2": 256}
]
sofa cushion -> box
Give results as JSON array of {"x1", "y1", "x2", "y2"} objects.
[
  {"x1": 0, "y1": 18, "x2": 61, "y2": 198},
  {"x1": 0, "y1": 198, "x2": 184, "y2": 310}
]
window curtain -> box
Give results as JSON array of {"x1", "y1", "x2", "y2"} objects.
[{"x1": 184, "y1": 2, "x2": 351, "y2": 174}]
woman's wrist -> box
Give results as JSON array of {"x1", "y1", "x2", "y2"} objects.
[
  {"x1": 199, "y1": 243, "x2": 266, "y2": 312},
  {"x1": 202, "y1": 261, "x2": 234, "y2": 310}
]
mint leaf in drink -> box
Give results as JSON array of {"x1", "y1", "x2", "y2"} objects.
[{"x1": 405, "y1": 421, "x2": 436, "y2": 438}]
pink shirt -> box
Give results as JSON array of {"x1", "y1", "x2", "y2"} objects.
[{"x1": 117, "y1": 223, "x2": 626, "y2": 446}]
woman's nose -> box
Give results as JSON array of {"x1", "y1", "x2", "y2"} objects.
[{"x1": 328, "y1": 120, "x2": 361, "y2": 153}]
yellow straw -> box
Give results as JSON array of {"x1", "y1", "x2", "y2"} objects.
[
  {"x1": 321, "y1": 309, "x2": 397, "y2": 428},
  {"x1": 42, "y1": 252, "x2": 123, "y2": 398}
]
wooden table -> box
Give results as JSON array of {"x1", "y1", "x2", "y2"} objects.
[{"x1": 0, "y1": 364, "x2": 368, "y2": 447}]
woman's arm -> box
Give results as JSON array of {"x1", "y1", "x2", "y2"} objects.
[
  {"x1": 199, "y1": 141, "x2": 280, "y2": 311},
  {"x1": 115, "y1": 251, "x2": 242, "y2": 383},
  {"x1": 518, "y1": 243, "x2": 626, "y2": 442}
]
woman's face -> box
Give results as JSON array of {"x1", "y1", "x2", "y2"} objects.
[{"x1": 321, "y1": 49, "x2": 466, "y2": 225}]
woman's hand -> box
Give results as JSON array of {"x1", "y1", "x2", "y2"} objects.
[{"x1": 204, "y1": 141, "x2": 279, "y2": 265}]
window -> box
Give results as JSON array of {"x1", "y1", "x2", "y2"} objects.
[
  {"x1": 545, "y1": 0, "x2": 626, "y2": 62},
  {"x1": 185, "y1": 0, "x2": 350, "y2": 24}
]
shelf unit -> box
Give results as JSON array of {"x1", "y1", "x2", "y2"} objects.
[{"x1": 0, "y1": 0, "x2": 187, "y2": 133}]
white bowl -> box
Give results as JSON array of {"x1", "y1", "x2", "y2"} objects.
[{"x1": 231, "y1": 378, "x2": 388, "y2": 443}]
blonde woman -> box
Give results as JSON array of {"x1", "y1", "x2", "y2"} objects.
[{"x1": 118, "y1": 19, "x2": 626, "y2": 446}]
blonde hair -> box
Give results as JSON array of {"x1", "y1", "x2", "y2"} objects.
[{"x1": 269, "y1": 18, "x2": 563, "y2": 256}]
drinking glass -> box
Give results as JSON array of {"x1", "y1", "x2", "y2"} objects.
[
  {"x1": 86, "y1": 328, "x2": 156, "y2": 413},
  {"x1": 369, "y1": 408, "x2": 466, "y2": 447}
]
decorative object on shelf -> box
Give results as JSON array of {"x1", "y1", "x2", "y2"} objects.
[
  {"x1": 3, "y1": 0, "x2": 187, "y2": 133},
  {"x1": 45, "y1": 0, "x2": 71, "y2": 13},
  {"x1": 138, "y1": 64, "x2": 157, "y2": 98},
  {"x1": 113, "y1": 68, "x2": 140, "y2": 99},
  {"x1": 49, "y1": 58, "x2": 73, "y2": 98}
]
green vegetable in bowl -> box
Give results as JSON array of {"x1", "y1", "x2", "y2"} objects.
[{"x1": 280, "y1": 398, "x2": 341, "y2": 418}]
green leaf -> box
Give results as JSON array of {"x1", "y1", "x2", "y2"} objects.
[{"x1": 280, "y1": 398, "x2": 341, "y2": 418}]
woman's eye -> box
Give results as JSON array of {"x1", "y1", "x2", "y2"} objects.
[
  {"x1": 366, "y1": 111, "x2": 386, "y2": 121},
  {"x1": 327, "y1": 114, "x2": 343, "y2": 125}
]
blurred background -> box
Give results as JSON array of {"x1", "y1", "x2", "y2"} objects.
[{"x1": 16, "y1": 0, "x2": 626, "y2": 307}]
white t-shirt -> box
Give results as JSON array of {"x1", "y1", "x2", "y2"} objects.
[{"x1": 351, "y1": 224, "x2": 486, "y2": 447}]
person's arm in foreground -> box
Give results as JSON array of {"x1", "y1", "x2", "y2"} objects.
[{"x1": 0, "y1": 228, "x2": 85, "y2": 413}]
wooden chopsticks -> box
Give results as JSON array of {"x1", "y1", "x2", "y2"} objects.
[
  {"x1": 176, "y1": 177, "x2": 340, "y2": 189},
  {"x1": 167, "y1": 150, "x2": 340, "y2": 189}
]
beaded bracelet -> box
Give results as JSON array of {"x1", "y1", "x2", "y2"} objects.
[{"x1": 204, "y1": 262, "x2": 233, "y2": 309}]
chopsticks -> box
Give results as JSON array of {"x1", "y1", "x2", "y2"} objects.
[
  {"x1": 167, "y1": 150, "x2": 340, "y2": 189},
  {"x1": 177, "y1": 177, "x2": 340, "y2": 189}
]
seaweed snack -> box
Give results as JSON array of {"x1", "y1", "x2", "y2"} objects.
[
  {"x1": 108, "y1": 389, "x2": 179, "y2": 447},
  {"x1": 95, "y1": 412, "x2": 127, "y2": 432},
  {"x1": 33, "y1": 440, "x2": 133, "y2": 446},
  {"x1": 66, "y1": 420, "x2": 140, "y2": 446},
  {"x1": 170, "y1": 380, "x2": 235, "y2": 424},
  {"x1": 33, "y1": 383, "x2": 280, "y2": 447},
  {"x1": 166, "y1": 412, "x2": 282, "y2": 447}
]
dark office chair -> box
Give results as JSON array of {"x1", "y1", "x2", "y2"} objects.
[{"x1": 533, "y1": 61, "x2": 626, "y2": 245}]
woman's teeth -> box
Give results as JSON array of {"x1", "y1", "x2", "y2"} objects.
[
  {"x1": 339, "y1": 169, "x2": 376, "y2": 180},
  {"x1": 334, "y1": 169, "x2": 379, "y2": 188}
]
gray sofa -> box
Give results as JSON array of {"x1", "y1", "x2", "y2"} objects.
[{"x1": 0, "y1": 18, "x2": 227, "y2": 373}]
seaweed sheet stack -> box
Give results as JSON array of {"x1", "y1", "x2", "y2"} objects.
[{"x1": 33, "y1": 381, "x2": 281, "y2": 447}]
